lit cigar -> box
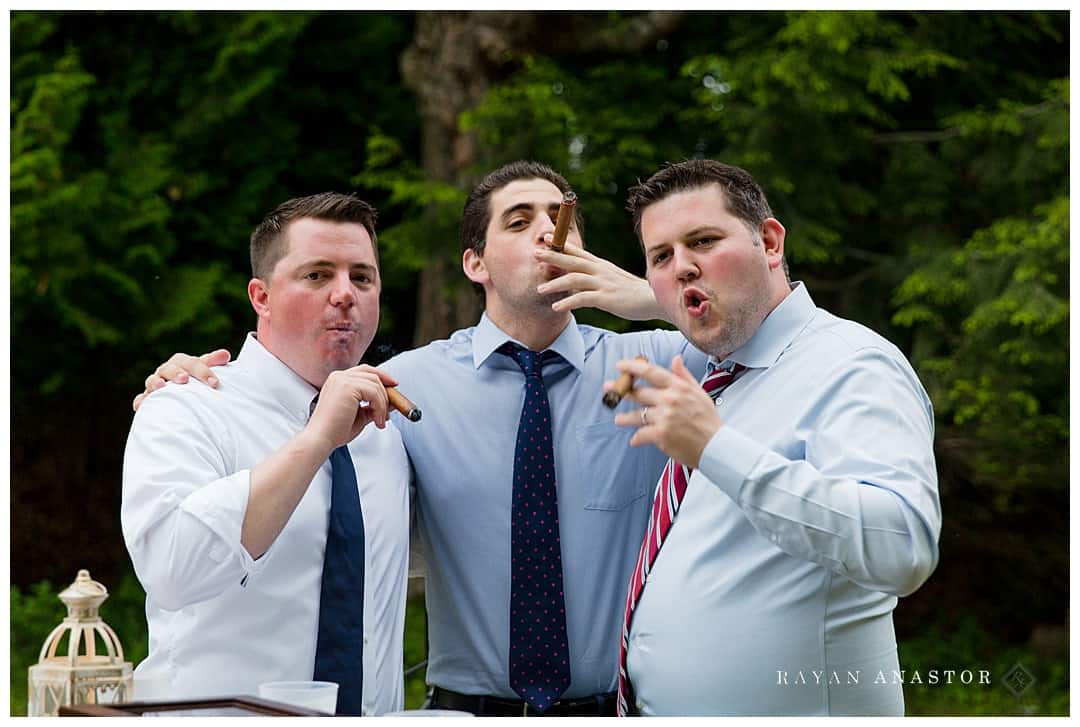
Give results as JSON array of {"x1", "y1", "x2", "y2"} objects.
[
  {"x1": 603, "y1": 355, "x2": 647, "y2": 408},
  {"x1": 387, "y1": 387, "x2": 422, "y2": 422},
  {"x1": 549, "y1": 190, "x2": 577, "y2": 252}
]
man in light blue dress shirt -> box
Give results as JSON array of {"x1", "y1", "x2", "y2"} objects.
[
  {"x1": 380, "y1": 162, "x2": 706, "y2": 714},
  {"x1": 136, "y1": 161, "x2": 707, "y2": 715},
  {"x1": 610, "y1": 160, "x2": 941, "y2": 714}
]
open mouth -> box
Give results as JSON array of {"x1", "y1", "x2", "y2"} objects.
[{"x1": 683, "y1": 288, "x2": 708, "y2": 318}]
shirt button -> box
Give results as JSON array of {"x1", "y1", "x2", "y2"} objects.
[
  {"x1": 363, "y1": 635, "x2": 369, "y2": 644},
  {"x1": 715, "y1": 397, "x2": 723, "y2": 406}
]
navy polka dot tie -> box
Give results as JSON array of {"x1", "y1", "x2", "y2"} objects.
[{"x1": 498, "y1": 342, "x2": 571, "y2": 714}]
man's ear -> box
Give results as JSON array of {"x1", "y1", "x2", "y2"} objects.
[
  {"x1": 462, "y1": 248, "x2": 489, "y2": 286},
  {"x1": 248, "y1": 278, "x2": 271, "y2": 319},
  {"x1": 760, "y1": 218, "x2": 786, "y2": 271}
]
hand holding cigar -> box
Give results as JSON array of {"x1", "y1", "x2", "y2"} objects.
[
  {"x1": 387, "y1": 386, "x2": 422, "y2": 422},
  {"x1": 548, "y1": 191, "x2": 577, "y2": 252},
  {"x1": 603, "y1": 355, "x2": 647, "y2": 408}
]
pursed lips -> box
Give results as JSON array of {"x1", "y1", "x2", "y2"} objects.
[{"x1": 683, "y1": 287, "x2": 709, "y2": 318}]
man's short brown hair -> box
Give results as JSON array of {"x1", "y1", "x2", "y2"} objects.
[
  {"x1": 250, "y1": 192, "x2": 379, "y2": 280},
  {"x1": 626, "y1": 159, "x2": 773, "y2": 242}
]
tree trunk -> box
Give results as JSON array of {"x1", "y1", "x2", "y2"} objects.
[{"x1": 401, "y1": 11, "x2": 685, "y2": 346}]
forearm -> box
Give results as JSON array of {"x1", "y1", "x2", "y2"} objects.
[{"x1": 243, "y1": 428, "x2": 334, "y2": 558}]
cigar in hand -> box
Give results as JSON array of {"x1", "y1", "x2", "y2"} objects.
[
  {"x1": 387, "y1": 387, "x2": 422, "y2": 422},
  {"x1": 603, "y1": 355, "x2": 647, "y2": 409},
  {"x1": 549, "y1": 191, "x2": 577, "y2": 252}
]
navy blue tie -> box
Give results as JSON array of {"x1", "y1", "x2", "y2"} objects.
[
  {"x1": 498, "y1": 342, "x2": 571, "y2": 714},
  {"x1": 313, "y1": 443, "x2": 365, "y2": 716}
]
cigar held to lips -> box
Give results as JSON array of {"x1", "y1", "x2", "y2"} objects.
[{"x1": 549, "y1": 191, "x2": 577, "y2": 252}]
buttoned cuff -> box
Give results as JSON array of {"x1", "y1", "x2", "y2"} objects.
[
  {"x1": 698, "y1": 425, "x2": 769, "y2": 500},
  {"x1": 179, "y1": 469, "x2": 263, "y2": 578}
]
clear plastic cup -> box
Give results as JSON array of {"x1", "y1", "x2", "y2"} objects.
[{"x1": 258, "y1": 680, "x2": 339, "y2": 714}]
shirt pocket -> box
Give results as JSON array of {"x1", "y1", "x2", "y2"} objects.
[{"x1": 575, "y1": 418, "x2": 649, "y2": 511}]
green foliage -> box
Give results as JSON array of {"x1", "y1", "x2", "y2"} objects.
[
  {"x1": 356, "y1": 132, "x2": 465, "y2": 276},
  {"x1": 900, "y1": 617, "x2": 1068, "y2": 715},
  {"x1": 11, "y1": 10, "x2": 418, "y2": 403},
  {"x1": 893, "y1": 69, "x2": 1068, "y2": 503},
  {"x1": 402, "y1": 595, "x2": 429, "y2": 709},
  {"x1": 896, "y1": 196, "x2": 1068, "y2": 497}
]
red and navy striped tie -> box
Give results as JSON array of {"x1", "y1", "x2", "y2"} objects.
[{"x1": 616, "y1": 364, "x2": 746, "y2": 716}]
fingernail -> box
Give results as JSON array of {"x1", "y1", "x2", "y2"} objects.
[{"x1": 208, "y1": 376, "x2": 219, "y2": 387}]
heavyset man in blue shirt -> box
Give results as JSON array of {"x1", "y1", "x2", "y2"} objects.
[
  {"x1": 137, "y1": 161, "x2": 706, "y2": 715},
  {"x1": 604, "y1": 160, "x2": 940, "y2": 715}
]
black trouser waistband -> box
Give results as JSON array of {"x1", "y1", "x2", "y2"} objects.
[{"x1": 429, "y1": 686, "x2": 617, "y2": 716}]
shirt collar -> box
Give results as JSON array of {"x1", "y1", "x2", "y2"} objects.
[
  {"x1": 471, "y1": 312, "x2": 585, "y2": 372},
  {"x1": 237, "y1": 333, "x2": 320, "y2": 421},
  {"x1": 709, "y1": 281, "x2": 816, "y2": 373}
]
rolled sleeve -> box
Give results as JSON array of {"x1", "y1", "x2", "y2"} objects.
[
  {"x1": 122, "y1": 387, "x2": 258, "y2": 610},
  {"x1": 180, "y1": 469, "x2": 262, "y2": 575}
]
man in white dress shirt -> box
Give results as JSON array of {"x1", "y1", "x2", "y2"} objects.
[
  {"x1": 121, "y1": 193, "x2": 410, "y2": 715},
  {"x1": 611, "y1": 160, "x2": 941, "y2": 715}
]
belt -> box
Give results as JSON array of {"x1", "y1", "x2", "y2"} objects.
[{"x1": 429, "y1": 686, "x2": 617, "y2": 716}]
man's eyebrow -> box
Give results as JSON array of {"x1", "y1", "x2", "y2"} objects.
[
  {"x1": 644, "y1": 226, "x2": 724, "y2": 256},
  {"x1": 300, "y1": 260, "x2": 377, "y2": 272},
  {"x1": 499, "y1": 202, "x2": 536, "y2": 223},
  {"x1": 683, "y1": 225, "x2": 723, "y2": 239}
]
